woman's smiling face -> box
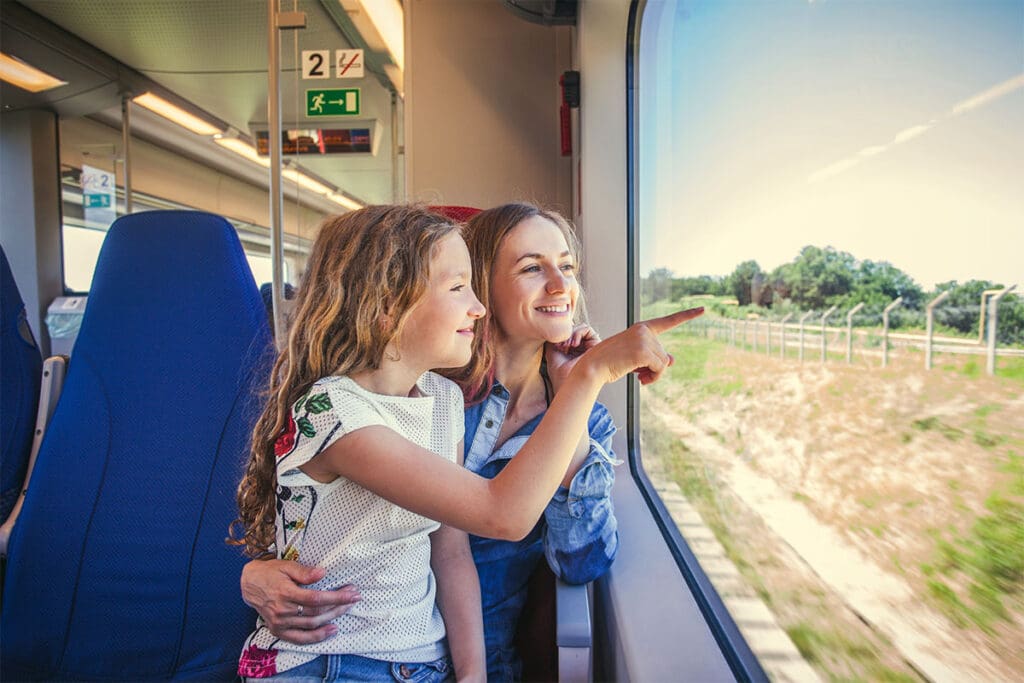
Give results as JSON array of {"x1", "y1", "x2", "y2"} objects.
[{"x1": 490, "y1": 215, "x2": 579, "y2": 346}]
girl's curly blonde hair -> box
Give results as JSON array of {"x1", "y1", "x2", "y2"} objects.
[{"x1": 230, "y1": 205, "x2": 459, "y2": 557}]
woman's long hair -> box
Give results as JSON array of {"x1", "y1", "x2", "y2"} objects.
[
  {"x1": 444, "y1": 202, "x2": 585, "y2": 404},
  {"x1": 231, "y1": 205, "x2": 458, "y2": 557}
]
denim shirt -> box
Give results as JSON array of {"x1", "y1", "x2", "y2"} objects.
[{"x1": 463, "y1": 381, "x2": 619, "y2": 682}]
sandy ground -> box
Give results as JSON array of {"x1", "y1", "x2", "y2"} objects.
[{"x1": 643, "y1": 336, "x2": 1024, "y2": 682}]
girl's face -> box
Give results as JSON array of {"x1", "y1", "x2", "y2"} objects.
[
  {"x1": 490, "y1": 216, "x2": 579, "y2": 346},
  {"x1": 397, "y1": 232, "x2": 486, "y2": 370}
]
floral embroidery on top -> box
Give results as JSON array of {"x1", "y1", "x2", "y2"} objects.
[
  {"x1": 239, "y1": 643, "x2": 279, "y2": 678},
  {"x1": 274, "y1": 415, "x2": 297, "y2": 458},
  {"x1": 274, "y1": 391, "x2": 333, "y2": 458},
  {"x1": 277, "y1": 484, "x2": 317, "y2": 563}
]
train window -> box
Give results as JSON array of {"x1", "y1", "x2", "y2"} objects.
[
  {"x1": 59, "y1": 170, "x2": 298, "y2": 295},
  {"x1": 632, "y1": 1, "x2": 1023, "y2": 681}
]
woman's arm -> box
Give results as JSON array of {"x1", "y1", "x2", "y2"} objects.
[
  {"x1": 430, "y1": 522, "x2": 486, "y2": 682},
  {"x1": 542, "y1": 406, "x2": 619, "y2": 584},
  {"x1": 239, "y1": 558, "x2": 361, "y2": 643}
]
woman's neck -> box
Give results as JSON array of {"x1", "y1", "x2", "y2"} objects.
[{"x1": 493, "y1": 337, "x2": 546, "y2": 404}]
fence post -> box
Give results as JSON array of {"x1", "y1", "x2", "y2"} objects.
[
  {"x1": 925, "y1": 290, "x2": 951, "y2": 370},
  {"x1": 780, "y1": 313, "x2": 793, "y2": 359},
  {"x1": 767, "y1": 319, "x2": 772, "y2": 355},
  {"x1": 753, "y1": 320, "x2": 759, "y2": 352},
  {"x1": 882, "y1": 296, "x2": 902, "y2": 368},
  {"x1": 846, "y1": 303, "x2": 864, "y2": 363},
  {"x1": 820, "y1": 305, "x2": 838, "y2": 363},
  {"x1": 987, "y1": 285, "x2": 1017, "y2": 376},
  {"x1": 979, "y1": 288, "x2": 1004, "y2": 344},
  {"x1": 799, "y1": 310, "x2": 814, "y2": 363},
  {"x1": 731, "y1": 319, "x2": 736, "y2": 347}
]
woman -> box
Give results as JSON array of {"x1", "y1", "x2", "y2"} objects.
[{"x1": 241, "y1": 203, "x2": 642, "y2": 680}]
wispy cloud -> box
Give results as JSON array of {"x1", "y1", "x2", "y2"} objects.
[
  {"x1": 891, "y1": 124, "x2": 932, "y2": 145},
  {"x1": 951, "y1": 73, "x2": 1024, "y2": 115},
  {"x1": 807, "y1": 158, "x2": 860, "y2": 184},
  {"x1": 808, "y1": 73, "x2": 1023, "y2": 185},
  {"x1": 858, "y1": 145, "x2": 887, "y2": 158}
]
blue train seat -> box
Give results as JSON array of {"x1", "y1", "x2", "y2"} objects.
[
  {"x1": 1, "y1": 211, "x2": 274, "y2": 681},
  {"x1": 0, "y1": 246, "x2": 42, "y2": 525}
]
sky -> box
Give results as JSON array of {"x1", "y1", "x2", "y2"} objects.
[{"x1": 637, "y1": 0, "x2": 1023, "y2": 292}]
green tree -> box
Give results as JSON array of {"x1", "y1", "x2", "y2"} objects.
[
  {"x1": 671, "y1": 274, "x2": 726, "y2": 299},
  {"x1": 835, "y1": 259, "x2": 924, "y2": 316},
  {"x1": 777, "y1": 246, "x2": 856, "y2": 310},
  {"x1": 641, "y1": 267, "x2": 674, "y2": 305},
  {"x1": 933, "y1": 280, "x2": 1024, "y2": 344},
  {"x1": 727, "y1": 260, "x2": 763, "y2": 306}
]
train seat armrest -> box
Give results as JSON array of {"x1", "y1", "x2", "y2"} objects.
[
  {"x1": 556, "y1": 578, "x2": 592, "y2": 682},
  {"x1": 0, "y1": 355, "x2": 67, "y2": 558}
]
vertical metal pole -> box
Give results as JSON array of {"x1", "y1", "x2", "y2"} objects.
[
  {"x1": 268, "y1": 0, "x2": 285, "y2": 351},
  {"x1": 925, "y1": 290, "x2": 951, "y2": 370},
  {"x1": 987, "y1": 286, "x2": 1016, "y2": 375},
  {"x1": 978, "y1": 289, "x2": 1003, "y2": 345},
  {"x1": 766, "y1": 320, "x2": 772, "y2": 356},
  {"x1": 753, "y1": 320, "x2": 758, "y2": 352},
  {"x1": 799, "y1": 311, "x2": 813, "y2": 363},
  {"x1": 820, "y1": 305, "x2": 837, "y2": 363},
  {"x1": 882, "y1": 297, "x2": 902, "y2": 368},
  {"x1": 780, "y1": 313, "x2": 793, "y2": 359},
  {"x1": 121, "y1": 95, "x2": 133, "y2": 214},
  {"x1": 846, "y1": 302, "x2": 864, "y2": 363}
]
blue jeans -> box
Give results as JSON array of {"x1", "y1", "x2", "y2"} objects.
[{"x1": 246, "y1": 653, "x2": 453, "y2": 683}]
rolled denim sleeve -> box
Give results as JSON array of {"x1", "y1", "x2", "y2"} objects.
[{"x1": 542, "y1": 405, "x2": 620, "y2": 585}]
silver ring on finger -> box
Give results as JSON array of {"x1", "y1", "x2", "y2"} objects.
[{"x1": 296, "y1": 604, "x2": 304, "y2": 616}]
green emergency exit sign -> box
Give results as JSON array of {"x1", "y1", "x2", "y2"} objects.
[
  {"x1": 306, "y1": 88, "x2": 360, "y2": 117},
  {"x1": 84, "y1": 194, "x2": 112, "y2": 208}
]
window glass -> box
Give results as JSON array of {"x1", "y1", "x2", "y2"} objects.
[
  {"x1": 635, "y1": 1, "x2": 1023, "y2": 681},
  {"x1": 59, "y1": 164, "x2": 304, "y2": 294},
  {"x1": 62, "y1": 225, "x2": 107, "y2": 293}
]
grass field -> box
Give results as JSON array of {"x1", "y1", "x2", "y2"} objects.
[{"x1": 639, "y1": 299, "x2": 1024, "y2": 681}]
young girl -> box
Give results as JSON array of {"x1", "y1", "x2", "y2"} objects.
[{"x1": 232, "y1": 205, "x2": 699, "y2": 681}]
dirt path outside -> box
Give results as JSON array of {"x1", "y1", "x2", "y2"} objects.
[{"x1": 641, "y1": 325, "x2": 1023, "y2": 682}]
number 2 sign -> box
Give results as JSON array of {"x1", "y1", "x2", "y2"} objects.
[{"x1": 301, "y1": 50, "x2": 330, "y2": 79}]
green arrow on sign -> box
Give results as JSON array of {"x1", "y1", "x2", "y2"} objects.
[{"x1": 306, "y1": 88, "x2": 360, "y2": 117}]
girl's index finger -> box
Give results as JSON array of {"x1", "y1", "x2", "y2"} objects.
[{"x1": 641, "y1": 307, "x2": 704, "y2": 334}]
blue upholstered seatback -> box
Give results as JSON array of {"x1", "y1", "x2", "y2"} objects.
[
  {"x1": 1, "y1": 212, "x2": 274, "y2": 680},
  {"x1": 0, "y1": 246, "x2": 42, "y2": 524}
]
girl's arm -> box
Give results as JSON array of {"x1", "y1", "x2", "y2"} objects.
[
  {"x1": 301, "y1": 308, "x2": 702, "y2": 540},
  {"x1": 430, "y1": 446, "x2": 486, "y2": 682},
  {"x1": 430, "y1": 526, "x2": 485, "y2": 681}
]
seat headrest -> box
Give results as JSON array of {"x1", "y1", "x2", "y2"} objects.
[{"x1": 429, "y1": 205, "x2": 482, "y2": 222}]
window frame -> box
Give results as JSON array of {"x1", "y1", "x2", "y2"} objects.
[{"x1": 625, "y1": 2, "x2": 768, "y2": 680}]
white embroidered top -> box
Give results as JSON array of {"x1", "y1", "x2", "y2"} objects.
[{"x1": 239, "y1": 372, "x2": 465, "y2": 676}]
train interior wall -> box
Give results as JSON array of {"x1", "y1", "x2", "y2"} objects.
[{"x1": 405, "y1": 0, "x2": 573, "y2": 214}]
